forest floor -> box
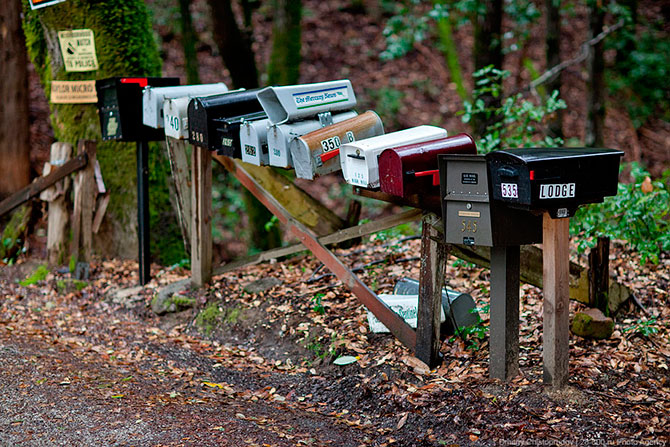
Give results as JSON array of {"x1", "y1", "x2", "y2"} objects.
[
  {"x1": 0, "y1": 235, "x2": 669, "y2": 446},
  {"x1": 8, "y1": 0, "x2": 670, "y2": 445}
]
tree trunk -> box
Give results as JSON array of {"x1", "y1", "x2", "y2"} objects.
[
  {"x1": 22, "y1": 0, "x2": 182, "y2": 263},
  {"x1": 545, "y1": 0, "x2": 563, "y2": 140},
  {"x1": 472, "y1": 0, "x2": 503, "y2": 137},
  {"x1": 207, "y1": 0, "x2": 259, "y2": 89},
  {"x1": 179, "y1": 0, "x2": 201, "y2": 84},
  {"x1": 267, "y1": 0, "x2": 302, "y2": 86},
  {"x1": 585, "y1": 0, "x2": 605, "y2": 147},
  {"x1": 0, "y1": 0, "x2": 31, "y2": 201}
]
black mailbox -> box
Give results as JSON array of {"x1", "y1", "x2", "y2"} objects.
[
  {"x1": 187, "y1": 89, "x2": 263, "y2": 150},
  {"x1": 96, "y1": 77, "x2": 180, "y2": 142},
  {"x1": 213, "y1": 111, "x2": 267, "y2": 158},
  {"x1": 486, "y1": 148, "x2": 623, "y2": 218},
  {"x1": 439, "y1": 154, "x2": 542, "y2": 247}
]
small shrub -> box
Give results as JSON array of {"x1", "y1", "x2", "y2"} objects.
[{"x1": 19, "y1": 265, "x2": 49, "y2": 287}]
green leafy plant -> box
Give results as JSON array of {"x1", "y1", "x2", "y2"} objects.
[
  {"x1": 460, "y1": 66, "x2": 567, "y2": 153},
  {"x1": 451, "y1": 305, "x2": 489, "y2": 351},
  {"x1": 570, "y1": 163, "x2": 670, "y2": 264},
  {"x1": 311, "y1": 293, "x2": 326, "y2": 315},
  {"x1": 622, "y1": 317, "x2": 660, "y2": 338}
]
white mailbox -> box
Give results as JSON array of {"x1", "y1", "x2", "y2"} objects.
[
  {"x1": 142, "y1": 83, "x2": 229, "y2": 129},
  {"x1": 267, "y1": 110, "x2": 358, "y2": 169},
  {"x1": 340, "y1": 125, "x2": 448, "y2": 189},
  {"x1": 256, "y1": 80, "x2": 357, "y2": 125},
  {"x1": 291, "y1": 111, "x2": 385, "y2": 180},
  {"x1": 240, "y1": 118, "x2": 271, "y2": 166}
]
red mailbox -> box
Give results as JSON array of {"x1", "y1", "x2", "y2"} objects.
[{"x1": 379, "y1": 133, "x2": 477, "y2": 199}]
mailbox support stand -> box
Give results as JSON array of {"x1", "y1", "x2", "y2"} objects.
[
  {"x1": 191, "y1": 146, "x2": 212, "y2": 287},
  {"x1": 416, "y1": 212, "x2": 448, "y2": 368},
  {"x1": 489, "y1": 245, "x2": 521, "y2": 380},
  {"x1": 542, "y1": 213, "x2": 570, "y2": 387},
  {"x1": 137, "y1": 141, "x2": 151, "y2": 285}
]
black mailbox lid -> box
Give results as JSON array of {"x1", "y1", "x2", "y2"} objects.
[
  {"x1": 486, "y1": 147, "x2": 623, "y2": 216},
  {"x1": 95, "y1": 77, "x2": 179, "y2": 142},
  {"x1": 187, "y1": 89, "x2": 263, "y2": 149}
]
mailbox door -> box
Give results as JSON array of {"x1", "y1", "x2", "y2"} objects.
[
  {"x1": 439, "y1": 155, "x2": 493, "y2": 246},
  {"x1": 379, "y1": 133, "x2": 476, "y2": 198},
  {"x1": 163, "y1": 97, "x2": 190, "y2": 140},
  {"x1": 240, "y1": 118, "x2": 270, "y2": 166},
  {"x1": 215, "y1": 111, "x2": 267, "y2": 158}
]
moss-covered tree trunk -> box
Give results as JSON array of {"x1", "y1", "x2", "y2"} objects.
[{"x1": 22, "y1": 0, "x2": 182, "y2": 263}]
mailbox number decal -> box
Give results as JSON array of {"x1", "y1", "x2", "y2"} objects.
[
  {"x1": 320, "y1": 131, "x2": 355, "y2": 153},
  {"x1": 320, "y1": 136, "x2": 341, "y2": 153},
  {"x1": 461, "y1": 220, "x2": 477, "y2": 233},
  {"x1": 244, "y1": 145, "x2": 256, "y2": 156},
  {"x1": 539, "y1": 183, "x2": 575, "y2": 199},
  {"x1": 501, "y1": 183, "x2": 518, "y2": 199},
  {"x1": 167, "y1": 115, "x2": 179, "y2": 132}
]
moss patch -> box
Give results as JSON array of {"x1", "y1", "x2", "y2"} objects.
[{"x1": 19, "y1": 265, "x2": 50, "y2": 287}]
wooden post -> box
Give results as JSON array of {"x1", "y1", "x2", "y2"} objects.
[
  {"x1": 165, "y1": 137, "x2": 192, "y2": 255},
  {"x1": 43, "y1": 142, "x2": 72, "y2": 265},
  {"x1": 542, "y1": 213, "x2": 571, "y2": 388},
  {"x1": 191, "y1": 145, "x2": 212, "y2": 287},
  {"x1": 71, "y1": 141, "x2": 97, "y2": 264},
  {"x1": 489, "y1": 245, "x2": 520, "y2": 381},
  {"x1": 589, "y1": 236, "x2": 610, "y2": 314},
  {"x1": 416, "y1": 212, "x2": 448, "y2": 368}
]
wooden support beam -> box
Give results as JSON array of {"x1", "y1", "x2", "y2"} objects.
[
  {"x1": 165, "y1": 137, "x2": 192, "y2": 255},
  {"x1": 416, "y1": 212, "x2": 449, "y2": 368},
  {"x1": 489, "y1": 245, "x2": 521, "y2": 381},
  {"x1": 0, "y1": 151, "x2": 87, "y2": 218},
  {"x1": 191, "y1": 146, "x2": 212, "y2": 287},
  {"x1": 222, "y1": 158, "x2": 417, "y2": 350},
  {"x1": 214, "y1": 208, "x2": 422, "y2": 275},
  {"x1": 213, "y1": 155, "x2": 345, "y2": 236},
  {"x1": 542, "y1": 213, "x2": 571, "y2": 388}
]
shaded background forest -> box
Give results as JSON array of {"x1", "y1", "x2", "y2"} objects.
[{"x1": 2, "y1": 0, "x2": 669, "y2": 266}]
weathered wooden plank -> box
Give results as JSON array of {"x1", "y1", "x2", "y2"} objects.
[
  {"x1": 589, "y1": 236, "x2": 610, "y2": 313},
  {"x1": 44, "y1": 142, "x2": 72, "y2": 265},
  {"x1": 446, "y1": 242, "x2": 630, "y2": 314},
  {"x1": 80, "y1": 141, "x2": 97, "y2": 262},
  {"x1": 542, "y1": 214, "x2": 571, "y2": 388},
  {"x1": 213, "y1": 208, "x2": 422, "y2": 275},
  {"x1": 416, "y1": 212, "x2": 449, "y2": 368},
  {"x1": 0, "y1": 151, "x2": 87, "y2": 218},
  {"x1": 213, "y1": 155, "x2": 345, "y2": 236},
  {"x1": 191, "y1": 146, "x2": 212, "y2": 287},
  {"x1": 165, "y1": 137, "x2": 192, "y2": 255}
]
